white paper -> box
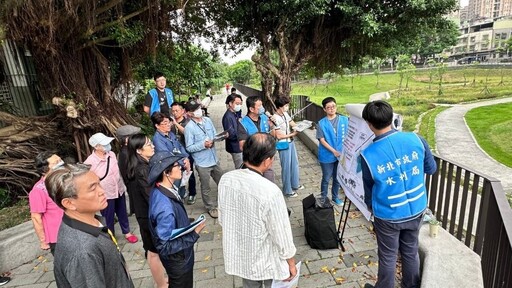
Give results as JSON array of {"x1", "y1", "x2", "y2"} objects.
[
  {"x1": 271, "y1": 261, "x2": 301, "y2": 288},
  {"x1": 213, "y1": 131, "x2": 228, "y2": 142},
  {"x1": 180, "y1": 171, "x2": 193, "y2": 187},
  {"x1": 293, "y1": 120, "x2": 313, "y2": 132},
  {"x1": 337, "y1": 104, "x2": 374, "y2": 221}
]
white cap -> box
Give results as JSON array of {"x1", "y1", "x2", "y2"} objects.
[{"x1": 88, "y1": 132, "x2": 114, "y2": 147}]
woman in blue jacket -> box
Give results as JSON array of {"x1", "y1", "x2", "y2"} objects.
[{"x1": 148, "y1": 152, "x2": 206, "y2": 288}]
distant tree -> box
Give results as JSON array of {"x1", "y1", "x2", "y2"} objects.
[
  {"x1": 373, "y1": 57, "x2": 383, "y2": 88},
  {"x1": 397, "y1": 55, "x2": 411, "y2": 92},
  {"x1": 228, "y1": 60, "x2": 255, "y2": 84},
  {"x1": 436, "y1": 62, "x2": 447, "y2": 96},
  {"x1": 427, "y1": 59, "x2": 437, "y2": 90}
]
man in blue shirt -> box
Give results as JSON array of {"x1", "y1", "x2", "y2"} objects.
[
  {"x1": 222, "y1": 93, "x2": 243, "y2": 168},
  {"x1": 144, "y1": 72, "x2": 174, "y2": 116},
  {"x1": 237, "y1": 96, "x2": 276, "y2": 182},
  {"x1": 151, "y1": 112, "x2": 190, "y2": 198},
  {"x1": 184, "y1": 100, "x2": 224, "y2": 219},
  {"x1": 360, "y1": 100, "x2": 436, "y2": 288}
]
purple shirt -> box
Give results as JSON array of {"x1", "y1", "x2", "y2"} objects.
[{"x1": 29, "y1": 178, "x2": 64, "y2": 244}]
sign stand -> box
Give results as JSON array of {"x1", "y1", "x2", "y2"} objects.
[{"x1": 336, "y1": 198, "x2": 352, "y2": 252}]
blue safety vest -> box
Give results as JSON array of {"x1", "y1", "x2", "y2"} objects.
[
  {"x1": 240, "y1": 114, "x2": 270, "y2": 135},
  {"x1": 361, "y1": 132, "x2": 427, "y2": 221},
  {"x1": 318, "y1": 115, "x2": 348, "y2": 163},
  {"x1": 148, "y1": 88, "x2": 174, "y2": 116}
]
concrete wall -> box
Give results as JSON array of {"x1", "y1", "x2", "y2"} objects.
[{"x1": 0, "y1": 220, "x2": 46, "y2": 273}]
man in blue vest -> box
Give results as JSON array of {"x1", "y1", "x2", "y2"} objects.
[
  {"x1": 360, "y1": 100, "x2": 436, "y2": 288},
  {"x1": 143, "y1": 72, "x2": 174, "y2": 116},
  {"x1": 317, "y1": 97, "x2": 348, "y2": 206},
  {"x1": 237, "y1": 95, "x2": 276, "y2": 182}
]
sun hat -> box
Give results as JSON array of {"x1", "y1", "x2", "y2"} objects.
[
  {"x1": 148, "y1": 152, "x2": 186, "y2": 185},
  {"x1": 116, "y1": 125, "x2": 141, "y2": 139},
  {"x1": 88, "y1": 132, "x2": 115, "y2": 147}
]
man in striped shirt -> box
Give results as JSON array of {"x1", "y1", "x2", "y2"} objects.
[{"x1": 218, "y1": 133, "x2": 297, "y2": 288}]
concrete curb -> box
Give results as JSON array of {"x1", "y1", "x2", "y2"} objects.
[
  {"x1": 0, "y1": 220, "x2": 46, "y2": 273},
  {"x1": 419, "y1": 225, "x2": 483, "y2": 288}
]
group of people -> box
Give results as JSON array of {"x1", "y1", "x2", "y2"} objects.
[{"x1": 24, "y1": 70, "x2": 436, "y2": 288}]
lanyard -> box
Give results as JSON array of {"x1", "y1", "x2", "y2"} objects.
[
  {"x1": 106, "y1": 229, "x2": 120, "y2": 251},
  {"x1": 192, "y1": 119, "x2": 208, "y2": 136}
]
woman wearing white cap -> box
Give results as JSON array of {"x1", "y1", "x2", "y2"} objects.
[{"x1": 84, "y1": 132, "x2": 138, "y2": 243}]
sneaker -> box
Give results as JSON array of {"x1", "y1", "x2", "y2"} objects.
[
  {"x1": 333, "y1": 198, "x2": 344, "y2": 206},
  {"x1": 208, "y1": 208, "x2": 219, "y2": 219},
  {"x1": 0, "y1": 277, "x2": 10, "y2": 286},
  {"x1": 286, "y1": 192, "x2": 299, "y2": 198},
  {"x1": 187, "y1": 195, "x2": 196, "y2": 205},
  {"x1": 293, "y1": 185, "x2": 305, "y2": 191}
]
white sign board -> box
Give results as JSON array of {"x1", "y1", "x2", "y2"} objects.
[{"x1": 337, "y1": 104, "x2": 374, "y2": 221}]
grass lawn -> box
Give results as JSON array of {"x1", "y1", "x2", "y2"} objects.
[
  {"x1": 0, "y1": 199, "x2": 30, "y2": 231},
  {"x1": 465, "y1": 102, "x2": 512, "y2": 168},
  {"x1": 292, "y1": 67, "x2": 512, "y2": 132},
  {"x1": 417, "y1": 106, "x2": 449, "y2": 150}
]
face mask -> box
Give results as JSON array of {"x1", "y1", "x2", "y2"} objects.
[
  {"x1": 103, "y1": 143, "x2": 112, "y2": 152},
  {"x1": 193, "y1": 109, "x2": 203, "y2": 118},
  {"x1": 258, "y1": 106, "x2": 265, "y2": 115},
  {"x1": 234, "y1": 104, "x2": 242, "y2": 112},
  {"x1": 52, "y1": 161, "x2": 65, "y2": 171},
  {"x1": 283, "y1": 105, "x2": 290, "y2": 112}
]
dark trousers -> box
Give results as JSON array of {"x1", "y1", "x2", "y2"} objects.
[
  {"x1": 101, "y1": 193, "x2": 130, "y2": 235},
  {"x1": 373, "y1": 215, "x2": 422, "y2": 288},
  {"x1": 49, "y1": 243, "x2": 56, "y2": 256},
  {"x1": 169, "y1": 268, "x2": 193, "y2": 288},
  {"x1": 188, "y1": 156, "x2": 196, "y2": 196}
]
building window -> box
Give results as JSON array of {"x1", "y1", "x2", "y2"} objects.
[{"x1": 471, "y1": 36, "x2": 476, "y2": 42}]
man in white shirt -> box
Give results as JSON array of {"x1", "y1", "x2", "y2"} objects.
[{"x1": 218, "y1": 133, "x2": 297, "y2": 288}]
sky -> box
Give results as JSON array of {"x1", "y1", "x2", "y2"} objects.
[
  {"x1": 221, "y1": 47, "x2": 255, "y2": 65},
  {"x1": 461, "y1": 0, "x2": 468, "y2": 7}
]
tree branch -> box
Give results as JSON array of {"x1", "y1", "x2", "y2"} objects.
[
  {"x1": 89, "y1": 6, "x2": 150, "y2": 36},
  {"x1": 95, "y1": 0, "x2": 124, "y2": 16}
]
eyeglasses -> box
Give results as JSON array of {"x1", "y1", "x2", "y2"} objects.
[
  {"x1": 159, "y1": 120, "x2": 171, "y2": 125},
  {"x1": 325, "y1": 105, "x2": 337, "y2": 110}
]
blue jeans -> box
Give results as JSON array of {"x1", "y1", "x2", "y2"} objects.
[
  {"x1": 320, "y1": 161, "x2": 340, "y2": 200},
  {"x1": 278, "y1": 141, "x2": 300, "y2": 195},
  {"x1": 373, "y1": 215, "x2": 422, "y2": 288}
]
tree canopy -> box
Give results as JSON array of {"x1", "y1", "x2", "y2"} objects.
[{"x1": 190, "y1": 0, "x2": 458, "y2": 102}]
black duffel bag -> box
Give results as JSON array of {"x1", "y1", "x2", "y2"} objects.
[{"x1": 302, "y1": 194, "x2": 339, "y2": 250}]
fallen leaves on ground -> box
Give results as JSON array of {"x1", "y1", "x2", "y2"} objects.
[{"x1": 335, "y1": 277, "x2": 346, "y2": 284}]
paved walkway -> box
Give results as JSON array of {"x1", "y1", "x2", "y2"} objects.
[
  {"x1": 435, "y1": 97, "x2": 512, "y2": 192},
  {"x1": 4, "y1": 93, "x2": 380, "y2": 288}
]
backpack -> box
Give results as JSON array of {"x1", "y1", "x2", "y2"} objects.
[{"x1": 302, "y1": 194, "x2": 339, "y2": 250}]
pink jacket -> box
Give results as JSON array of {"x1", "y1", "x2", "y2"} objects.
[{"x1": 84, "y1": 151, "x2": 126, "y2": 199}]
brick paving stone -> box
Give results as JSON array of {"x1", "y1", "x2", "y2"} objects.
[
  {"x1": 194, "y1": 266, "x2": 215, "y2": 281},
  {"x1": 305, "y1": 257, "x2": 345, "y2": 275},
  {"x1": 3, "y1": 272, "x2": 42, "y2": 287},
  {"x1": 299, "y1": 271, "x2": 337, "y2": 287}
]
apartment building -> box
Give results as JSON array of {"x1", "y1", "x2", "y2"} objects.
[{"x1": 446, "y1": 17, "x2": 512, "y2": 60}]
